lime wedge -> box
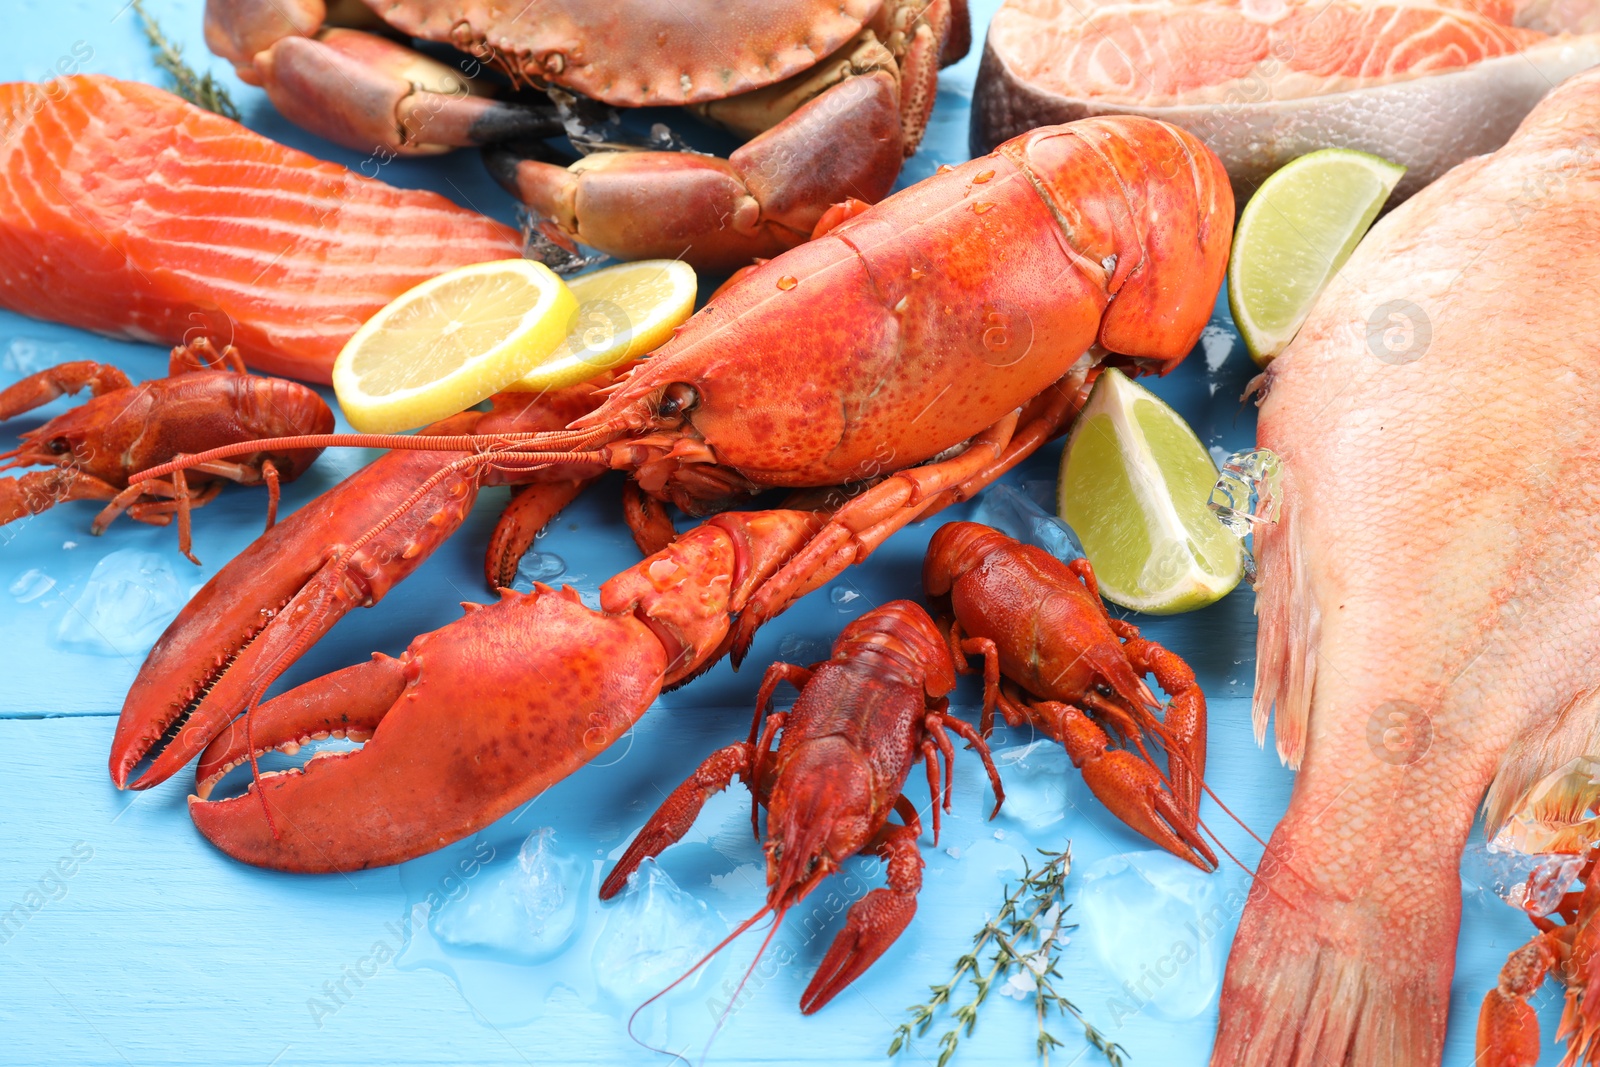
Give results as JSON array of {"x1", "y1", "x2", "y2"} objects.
[
  {"x1": 1059, "y1": 368, "x2": 1242, "y2": 613},
  {"x1": 1229, "y1": 148, "x2": 1405, "y2": 366}
]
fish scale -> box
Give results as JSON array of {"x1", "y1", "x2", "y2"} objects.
[{"x1": 1210, "y1": 65, "x2": 1600, "y2": 1067}]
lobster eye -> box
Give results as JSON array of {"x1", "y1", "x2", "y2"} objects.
[
  {"x1": 46, "y1": 438, "x2": 71, "y2": 455},
  {"x1": 657, "y1": 382, "x2": 699, "y2": 421}
]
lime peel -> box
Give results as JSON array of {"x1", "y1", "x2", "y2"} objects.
[
  {"x1": 1059, "y1": 368, "x2": 1242, "y2": 614},
  {"x1": 1229, "y1": 148, "x2": 1406, "y2": 366}
]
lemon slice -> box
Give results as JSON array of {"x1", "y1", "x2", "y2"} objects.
[
  {"x1": 1059, "y1": 368, "x2": 1242, "y2": 614},
  {"x1": 1229, "y1": 148, "x2": 1406, "y2": 366},
  {"x1": 333, "y1": 259, "x2": 577, "y2": 433},
  {"x1": 504, "y1": 259, "x2": 698, "y2": 392}
]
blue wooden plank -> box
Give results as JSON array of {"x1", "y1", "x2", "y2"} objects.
[{"x1": 0, "y1": 1, "x2": 1574, "y2": 1064}]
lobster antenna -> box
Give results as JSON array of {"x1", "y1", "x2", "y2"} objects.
[
  {"x1": 625, "y1": 904, "x2": 776, "y2": 1059},
  {"x1": 230, "y1": 450, "x2": 495, "y2": 839},
  {"x1": 130, "y1": 425, "x2": 619, "y2": 483}
]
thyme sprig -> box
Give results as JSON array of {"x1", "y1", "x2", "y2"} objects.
[
  {"x1": 888, "y1": 847, "x2": 1125, "y2": 1067},
  {"x1": 131, "y1": 0, "x2": 241, "y2": 119}
]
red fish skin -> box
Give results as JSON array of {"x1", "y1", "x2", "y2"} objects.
[{"x1": 0, "y1": 76, "x2": 521, "y2": 383}]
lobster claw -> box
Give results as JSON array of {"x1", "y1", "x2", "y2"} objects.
[
  {"x1": 190, "y1": 586, "x2": 668, "y2": 872},
  {"x1": 109, "y1": 439, "x2": 486, "y2": 790},
  {"x1": 187, "y1": 509, "x2": 825, "y2": 871}
]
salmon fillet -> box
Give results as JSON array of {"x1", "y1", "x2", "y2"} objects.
[
  {"x1": 1211, "y1": 66, "x2": 1600, "y2": 1066},
  {"x1": 0, "y1": 76, "x2": 521, "y2": 383}
]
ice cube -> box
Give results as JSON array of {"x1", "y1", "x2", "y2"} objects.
[
  {"x1": 592, "y1": 859, "x2": 724, "y2": 1005},
  {"x1": 972, "y1": 483, "x2": 1085, "y2": 563},
  {"x1": 1208, "y1": 449, "x2": 1282, "y2": 538},
  {"x1": 428, "y1": 828, "x2": 583, "y2": 963},
  {"x1": 513, "y1": 550, "x2": 567, "y2": 589},
  {"x1": 1075, "y1": 850, "x2": 1231, "y2": 1020},
  {"x1": 54, "y1": 549, "x2": 188, "y2": 656}
]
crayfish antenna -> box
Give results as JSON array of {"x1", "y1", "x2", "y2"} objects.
[{"x1": 624, "y1": 904, "x2": 778, "y2": 1062}]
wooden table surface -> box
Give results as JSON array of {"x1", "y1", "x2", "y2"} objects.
[{"x1": 0, "y1": 1, "x2": 1563, "y2": 1064}]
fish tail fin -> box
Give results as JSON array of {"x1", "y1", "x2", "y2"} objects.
[
  {"x1": 1211, "y1": 834, "x2": 1453, "y2": 1067},
  {"x1": 1252, "y1": 480, "x2": 1318, "y2": 768}
]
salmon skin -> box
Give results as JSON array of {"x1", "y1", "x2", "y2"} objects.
[
  {"x1": 974, "y1": 0, "x2": 1600, "y2": 200},
  {"x1": 0, "y1": 76, "x2": 521, "y2": 383},
  {"x1": 1211, "y1": 67, "x2": 1600, "y2": 1066}
]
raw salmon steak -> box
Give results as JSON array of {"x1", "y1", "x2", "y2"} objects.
[
  {"x1": 974, "y1": 0, "x2": 1600, "y2": 199},
  {"x1": 0, "y1": 76, "x2": 521, "y2": 383},
  {"x1": 1211, "y1": 65, "x2": 1600, "y2": 1066}
]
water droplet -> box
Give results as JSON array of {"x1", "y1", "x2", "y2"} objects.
[
  {"x1": 973, "y1": 202, "x2": 993, "y2": 215},
  {"x1": 776, "y1": 275, "x2": 798, "y2": 291},
  {"x1": 893, "y1": 296, "x2": 908, "y2": 314},
  {"x1": 9, "y1": 568, "x2": 54, "y2": 603},
  {"x1": 973, "y1": 169, "x2": 995, "y2": 184},
  {"x1": 61, "y1": 540, "x2": 77, "y2": 550},
  {"x1": 910, "y1": 267, "x2": 926, "y2": 280},
  {"x1": 647, "y1": 557, "x2": 681, "y2": 587},
  {"x1": 936, "y1": 163, "x2": 955, "y2": 174},
  {"x1": 514, "y1": 551, "x2": 566, "y2": 588},
  {"x1": 829, "y1": 587, "x2": 860, "y2": 610}
]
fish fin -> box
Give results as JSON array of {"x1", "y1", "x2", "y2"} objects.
[
  {"x1": 1212, "y1": 859, "x2": 1450, "y2": 1066},
  {"x1": 1252, "y1": 483, "x2": 1318, "y2": 768},
  {"x1": 1483, "y1": 686, "x2": 1600, "y2": 840}
]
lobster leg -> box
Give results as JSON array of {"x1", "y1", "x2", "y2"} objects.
[
  {"x1": 1027, "y1": 699, "x2": 1217, "y2": 871},
  {"x1": 622, "y1": 481, "x2": 677, "y2": 558},
  {"x1": 0, "y1": 361, "x2": 132, "y2": 422},
  {"x1": 599, "y1": 741, "x2": 762, "y2": 900},
  {"x1": 800, "y1": 800, "x2": 925, "y2": 1014},
  {"x1": 732, "y1": 376, "x2": 1088, "y2": 660},
  {"x1": 484, "y1": 480, "x2": 593, "y2": 590}
]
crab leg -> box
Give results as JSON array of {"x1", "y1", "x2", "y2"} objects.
[
  {"x1": 205, "y1": 2, "x2": 561, "y2": 157},
  {"x1": 488, "y1": 71, "x2": 906, "y2": 273}
]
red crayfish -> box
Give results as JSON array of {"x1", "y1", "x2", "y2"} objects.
[{"x1": 0, "y1": 339, "x2": 331, "y2": 562}]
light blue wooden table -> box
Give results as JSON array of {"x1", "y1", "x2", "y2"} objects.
[{"x1": 0, "y1": 2, "x2": 1564, "y2": 1064}]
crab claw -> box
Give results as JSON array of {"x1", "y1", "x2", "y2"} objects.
[{"x1": 190, "y1": 586, "x2": 667, "y2": 872}]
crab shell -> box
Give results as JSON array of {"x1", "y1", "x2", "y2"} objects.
[{"x1": 373, "y1": 0, "x2": 883, "y2": 107}]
